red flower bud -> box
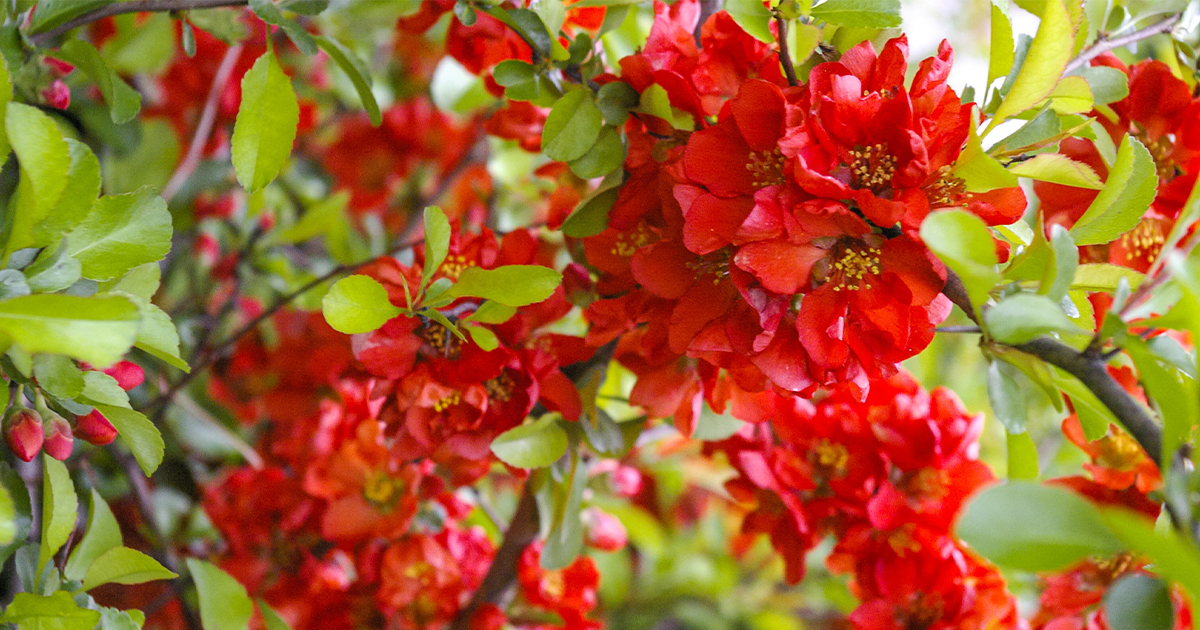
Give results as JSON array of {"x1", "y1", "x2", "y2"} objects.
[
  {"x1": 40, "y1": 80, "x2": 70, "y2": 110},
  {"x1": 583, "y1": 507, "x2": 627, "y2": 552},
  {"x1": 43, "y1": 57, "x2": 76, "y2": 76},
  {"x1": 561, "y1": 262, "x2": 594, "y2": 306},
  {"x1": 609, "y1": 465, "x2": 643, "y2": 497},
  {"x1": 4, "y1": 409, "x2": 43, "y2": 462},
  {"x1": 43, "y1": 414, "x2": 74, "y2": 461},
  {"x1": 104, "y1": 361, "x2": 144, "y2": 391},
  {"x1": 195, "y1": 233, "x2": 221, "y2": 267},
  {"x1": 75, "y1": 410, "x2": 118, "y2": 446}
]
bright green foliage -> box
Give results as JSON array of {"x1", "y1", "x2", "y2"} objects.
[
  {"x1": 1102, "y1": 507, "x2": 1200, "y2": 601},
  {"x1": 0, "y1": 592, "x2": 102, "y2": 630},
  {"x1": 537, "y1": 456, "x2": 588, "y2": 570},
  {"x1": 66, "y1": 188, "x2": 171, "y2": 281},
  {"x1": 1006, "y1": 431, "x2": 1040, "y2": 479},
  {"x1": 988, "y1": 1, "x2": 1014, "y2": 86},
  {"x1": 0, "y1": 294, "x2": 140, "y2": 368},
  {"x1": 81, "y1": 547, "x2": 177, "y2": 592},
  {"x1": 957, "y1": 481, "x2": 1121, "y2": 572},
  {"x1": 0, "y1": 57, "x2": 12, "y2": 166},
  {"x1": 64, "y1": 490, "x2": 122, "y2": 582},
  {"x1": 94, "y1": 405, "x2": 165, "y2": 476},
  {"x1": 128, "y1": 295, "x2": 188, "y2": 371},
  {"x1": 1104, "y1": 574, "x2": 1174, "y2": 630},
  {"x1": 543, "y1": 89, "x2": 605, "y2": 162},
  {"x1": 1126, "y1": 338, "x2": 1198, "y2": 468},
  {"x1": 4, "y1": 103, "x2": 70, "y2": 255},
  {"x1": 986, "y1": 0, "x2": 1074, "y2": 132},
  {"x1": 31, "y1": 355, "x2": 83, "y2": 400},
  {"x1": 322, "y1": 276, "x2": 402, "y2": 334},
  {"x1": 724, "y1": 0, "x2": 773, "y2": 43},
  {"x1": 422, "y1": 206, "x2": 452, "y2": 289},
  {"x1": 1071, "y1": 135, "x2": 1158, "y2": 245},
  {"x1": 986, "y1": 293, "x2": 1083, "y2": 344},
  {"x1": 920, "y1": 209, "x2": 999, "y2": 311},
  {"x1": 1008, "y1": 153, "x2": 1103, "y2": 189},
  {"x1": 0, "y1": 464, "x2": 30, "y2": 567},
  {"x1": 38, "y1": 456, "x2": 77, "y2": 573},
  {"x1": 187, "y1": 559, "x2": 255, "y2": 630},
  {"x1": 258, "y1": 600, "x2": 293, "y2": 630},
  {"x1": 810, "y1": 0, "x2": 902, "y2": 27},
  {"x1": 491, "y1": 414, "x2": 570, "y2": 469},
  {"x1": 314, "y1": 36, "x2": 382, "y2": 125},
  {"x1": 443, "y1": 265, "x2": 563, "y2": 307},
  {"x1": 249, "y1": 0, "x2": 318, "y2": 54},
  {"x1": 56, "y1": 40, "x2": 142, "y2": 124},
  {"x1": 1071, "y1": 263, "x2": 1144, "y2": 292},
  {"x1": 231, "y1": 51, "x2": 300, "y2": 193},
  {"x1": 37, "y1": 140, "x2": 102, "y2": 245},
  {"x1": 569, "y1": 126, "x2": 626, "y2": 179},
  {"x1": 987, "y1": 360, "x2": 1028, "y2": 433}
]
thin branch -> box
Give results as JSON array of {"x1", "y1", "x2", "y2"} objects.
[
  {"x1": 1064, "y1": 13, "x2": 1181, "y2": 75},
  {"x1": 775, "y1": 17, "x2": 799, "y2": 88},
  {"x1": 28, "y1": 0, "x2": 250, "y2": 47},
  {"x1": 935, "y1": 325, "x2": 982, "y2": 334},
  {"x1": 163, "y1": 43, "x2": 245, "y2": 203}
]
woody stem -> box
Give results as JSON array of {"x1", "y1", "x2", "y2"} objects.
[
  {"x1": 775, "y1": 16, "x2": 800, "y2": 88},
  {"x1": 27, "y1": 0, "x2": 250, "y2": 47},
  {"x1": 1064, "y1": 13, "x2": 1181, "y2": 74}
]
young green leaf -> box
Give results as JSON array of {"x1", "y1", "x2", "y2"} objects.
[
  {"x1": 987, "y1": 360, "x2": 1028, "y2": 433},
  {"x1": 1071, "y1": 263, "x2": 1145, "y2": 292},
  {"x1": 919, "y1": 209, "x2": 1000, "y2": 310},
  {"x1": 231, "y1": 51, "x2": 300, "y2": 193},
  {"x1": 0, "y1": 294, "x2": 140, "y2": 369},
  {"x1": 988, "y1": 1, "x2": 1014, "y2": 87},
  {"x1": 4, "y1": 103, "x2": 70, "y2": 254},
  {"x1": 1076, "y1": 65, "x2": 1129, "y2": 105},
  {"x1": 985, "y1": 0, "x2": 1074, "y2": 133},
  {"x1": 810, "y1": 0, "x2": 902, "y2": 27},
  {"x1": 541, "y1": 453, "x2": 588, "y2": 569},
  {"x1": 465, "y1": 301, "x2": 517, "y2": 325},
  {"x1": 1007, "y1": 153, "x2": 1103, "y2": 189},
  {"x1": 64, "y1": 490, "x2": 123, "y2": 582},
  {"x1": 1070, "y1": 135, "x2": 1157, "y2": 246},
  {"x1": 954, "y1": 110, "x2": 1019, "y2": 192},
  {"x1": 322, "y1": 276, "x2": 403, "y2": 334},
  {"x1": 34, "y1": 139, "x2": 102, "y2": 247},
  {"x1": 568, "y1": 126, "x2": 625, "y2": 179},
  {"x1": 32, "y1": 354, "x2": 84, "y2": 400},
  {"x1": 0, "y1": 56, "x2": 11, "y2": 165},
  {"x1": 443, "y1": 265, "x2": 563, "y2": 307},
  {"x1": 313, "y1": 35, "x2": 381, "y2": 125},
  {"x1": 422, "y1": 206, "x2": 452, "y2": 289},
  {"x1": 0, "y1": 592, "x2": 101, "y2": 630},
  {"x1": 491, "y1": 414, "x2": 569, "y2": 469},
  {"x1": 464, "y1": 322, "x2": 500, "y2": 351},
  {"x1": 957, "y1": 481, "x2": 1120, "y2": 572},
  {"x1": 56, "y1": 40, "x2": 142, "y2": 124},
  {"x1": 125, "y1": 295, "x2": 189, "y2": 372},
  {"x1": 0, "y1": 463, "x2": 31, "y2": 568},
  {"x1": 724, "y1": 0, "x2": 773, "y2": 42},
  {"x1": 257, "y1": 599, "x2": 294, "y2": 630},
  {"x1": 94, "y1": 404, "x2": 165, "y2": 476},
  {"x1": 39, "y1": 456, "x2": 78, "y2": 573},
  {"x1": 187, "y1": 559, "x2": 254, "y2": 630},
  {"x1": 249, "y1": 0, "x2": 318, "y2": 54},
  {"x1": 1006, "y1": 431, "x2": 1039, "y2": 479},
  {"x1": 26, "y1": 0, "x2": 109, "y2": 33},
  {"x1": 1126, "y1": 338, "x2": 1197, "y2": 469},
  {"x1": 81, "y1": 547, "x2": 177, "y2": 591},
  {"x1": 1102, "y1": 507, "x2": 1200, "y2": 602},
  {"x1": 985, "y1": 293, "x2": 1084, "y2": 344},
  {"x1": 66, "y1": 187, "x2": 172, "y2": 281},
  {"x1": 542, "y1": 90, "x2": 604, "y2": 163}
]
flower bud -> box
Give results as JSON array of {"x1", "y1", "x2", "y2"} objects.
[
  {"x1": 4, "y1": 408, "x2": 43, "y2": 462},
  {"x1": 40, "y1": 80, "x2": 70, "y2": 110},
  {"x1": 583, "y1": 507, "x2": 628, "y2": 552},
  {"x1": 43, "y1": 414, "x2": 74, "y2": 461},
  {"x1": 75, "y1": 409, "x2": 118, "y2": 446},
  {"x1": 104, "y1": 361, "x2": 144, "y2": 391}
]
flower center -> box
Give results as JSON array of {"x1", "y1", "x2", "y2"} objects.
[
  {"x1": 1141, "y1": 132, "x2": 1177, "y2": 180},
  {"x1": 925, "y1": 165, "x2": 968, "y2": 207},
  {"x1": 849, "y1": 143, "x2": 896, "y2": 190},
  {"x1": 610, "y1": 221, "x2": 656, "y2": 257},
  {"x1": 898, "y1": 467, "x2": 948, "y2": 503},
  {"x1": 485, "y1": 371, "x2": 515, "y2": 402},
  {"x1": 1091, "y1": 552, "x2": 1138, "y2": 586},
  {"x1": 421, "y1": 320, "x2": 462, "y2": 359},
  {"x1": 1118, "y1": 219, "x2": 1165, "y2": 263},
  {"x1": 686, "y1": 247, "x2": 732, "y2": 284},
  {"x1": 811, "y1": 439, "x2": 849, "y2": 477},
  {"x1": 433, "y1": 391, "x2": 462, "y2": 412},
  {"x1": 1094, "y1": 429, "x2": 1145, "y2": 471},
  {"x1": 362, "y1": 471, "x2": 403, "y2": 510},
  {"x1": 541, "y1": 569, "x2": 567, "y2": 600},
  {"x1": 897, "y1": 592, "x2": 945, "y2": 630},
  {"x1": 826, "y1": 245, "x2": 881, "y2": 292},
  {"x1": 745, "y1": 147, "x2": 786, "y2": 188},
  {"x1": 439, "y1": 254, "x2": 473, "y2": 280}
]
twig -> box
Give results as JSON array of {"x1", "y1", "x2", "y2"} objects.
[
  {"x1": 935, "y1": 325, "x2": 982, "y2": 334},
  {"x1": 1064, "y1": 14, "x2": 1181, "y2": 74},
  {"x1": 775, "y1": 17, "x2": 799, "y2": 88},
  {"x1": 28, "y1": 0, "x2": 250, "y2": 47},
  {"x1": 162, "y1": 44, "x2": 245, "y2": 203}
]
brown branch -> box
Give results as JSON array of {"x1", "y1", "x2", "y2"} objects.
[
  {"x1": 28, "y1": 0, "x2": 250, "y2": 47},
  {"x1": 1064, "y1": 13, "x2": 1181, "y2": 75},
  {"x1": 775, "y1": 16, "x2": 799, "y2": 88},
  {"x1": 449, "y1": 483, "x2": 540, "y2": 630},
  {"x1": 940, "y1": 271, "x2": 1162, "y2": 464}
]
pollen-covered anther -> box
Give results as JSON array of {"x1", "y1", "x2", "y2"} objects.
[
  {"x1": 433, "y1": 391, "x2": 462, "y2": 413},
  {"x1": 421, "y1": 320, "x2": 463, "y2": 359},
  {"x1": 485, "y1": 371, "x2": 515, "y2": 402},
  {"x1": 362, "y1": 471, "x2": 403, "y2": 509},
  {"x1": 926, "y1": 165, "x2": 968, "y2": 206},
  {"x1": 1144, "y1": 135, "x2": 1177, "y2": 180},
  {"x1": 830, "y1": 246, "x2": 882, "y2": 292},
  {"x1": 440, "y1": 254, "x2": 474, "y2": 280},
  {"x1": 810, "y1": 439, "x2": 849, "y2": 477},
  {"x1": 745, "y1": 147, "x2": 786, "y2": 188},
  {"x1": 610, "y1": 222, "x2": 655, "y2": 257},
  {"x1": 1095, "y1": 429, "x2": 1146, "y2": 470},
  {"x1": 686, "y1": 248, "x2": 732, "y2": 284},
  {"x1": 848, "y1": 143, "x2": 896, "y2": 190},
  {"x1": 1119, "y1": 219, "x2": 1165, "y2": 262}
]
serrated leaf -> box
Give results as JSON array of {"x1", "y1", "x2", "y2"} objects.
[
  {"x1": 0, "y1": 592, "x2": 101, "y2": 630},
  {"x1": 56, "y1": 40, "x2": 142, "y2": 124},
  {"x1": 443, "y1": 265, "x2": 562, "y2": 307},
  {"x1": 65, "y1": 187, "x2": 172, "y2": 281},
  {"x1": 1070, "y1": 135, "x2": 1157, "y2": 246},
  {"x1": 0, "y1": 463, "x2": 31, "y2": 568},
  {"x1": 0, "y1": 294, "x2": 140, "y2": 369},
  {"x1": 32, "y1": 354, "x2": 84, "y2": 400},
  {"x1": 422, "y1": 206, "x2": 451, "y2": 289},
  {"x1": 957, "y1": 481, "x2": 1120, "y2": 572},
  {"x1": 810, "y1": 0, "x2": 902, "y2": 27},
  {"x1": 542, "y1": 90, "x2": 604, "y2": 163},
  {"x1": 322, "y1": 276, "x2": 402, "y2": 334},
  {"x1": 39, "y1": 456, "x2": 78, "y2": 573},
  {"x1": 82, "y1": 547, "x2": 177, "y2": 591},
  {"x1": 231, "y1": 51, "x2": 299, "y2": 192},
  {"x1": 64, "y1": 490, "x2": 122, "y2": 582},
  {"x1": 313, "y1": 35, "x2": 381, "y2": 126},
  {"x1": 1008, "y1": 153, "x2": 1103, "y2": 189},
  {"x1": 986, "y1": 0, "x2": 1074, "y2": 132},
  {"x1": 79, "y1": 372, "x2": 130, "y2": 409},
  {"x1": 4, "y1": 103, "x2": 70, "y2": 254},
  {"x1": 491, "y1": 415, "x2": 569, "y2": 468},
  {"x1": 187, "y1": 559, "x2": 254, "y2": 630},
  {"x1": 1047, "y1": 75, "x2": 1092, "y2": 114},
  {"x1": 122, "y1": 294, "x2": 188, "y2": 372},
  {"x1": 94, "y1": 404, "x2": 164, "y2": 476},
  {"x1": 724, "y1": 0, "x2": 773, "y2": 42}
]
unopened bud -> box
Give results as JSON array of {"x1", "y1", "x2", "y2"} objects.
[
  {"x1": 40, "y1": 80, "x2": 70, "y2": 110},
  {"x1": 583, "y1": 507, "x2": 627, "y2": 552},
  {"x1": 75, "y1": 410, "x2": 117, "y2": 446},
  {"x1": 104, "y1": 361, "x2": 144, "y2": 391},
  {"x1": 4, "y1": 408, "x2": 43, "y2": 462},
  {"x1": 43, "y1": 414, "x2": 74, "y2": 461}
]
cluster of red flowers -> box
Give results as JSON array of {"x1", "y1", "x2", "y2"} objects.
[
  {"x1": 709, "y1": 372, "x2": 1023, "y2": 629},
  {"x1": 580, "y1": 2, "x2": 1026, "y2": 438}
]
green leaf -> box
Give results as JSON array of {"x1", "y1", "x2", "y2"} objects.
[
  {"x1": 1042, "y1": 224, "x2": 1078, "y2": 302},
  {"x1": 988, "y1": 1, "x2": 1014, "y2": 87},
  {"x1": 257, "y1": 600, "x2": 293, "y2": 630},
  {"x1": 64, "y1": 490, "x2": 122, "y2": 582},
  {"x1": 540, "y1": 454, "x2": 588, "y2": 569},
  {"x1": 1071, "y1": 263, "x2": 1144, "y2": 292},
  {"x1": 39, "y1": 456, "x2": 78, "y2": 573},
  {"x1": 32, "y1": 354, "x2": 84, "y2": 400},
  {"x1": 27, "y1": 0, "x2": 109, "y2": 33},
  {"x1": 1077, "y1": 65, "x2": 1129, "y2": 105},
  {"x1": 1008, "y1": 153, "x2": 1103, "y2": 189},
  {"x1": 568, "y1": 126, "x2": 625, "y2": 179},
  {"x1": 985, "y1": 0, "x2": 1074, "y2": 133},
  {"x1": 987, "y1": 360, "x2": 1028, "y2": 433},
  {"x1": 0, "y1": 294, "x2": 139, "y2": 370},
  {"x1": 919, "y1": 209, "x2": 1000, "y2": 310},
  {"x1": 1047, "y1": 75, "x2": 1093, "y2": 114},
  {"x1": 1126, "y1": 337, "x2": 1197, "y2": 468},
  {"x1": 99, "y1": 607, "x2": 145, "y2": 630},
  {"x1": 810, "y1": 0, "x2": 902, "y2": 27},
  {"x1": 486, "y1": 8, "x2": 566, "y2": 60},
  {"x1": 0, "y1": 463, "x2": 32, "y2": 568},
  {"x1": 0, "y1": 56, "x2": 11, "y2": 165},
  {"x1": 1006, "y1": 430, "x2": 1039, "y2": 479},
  {"x1": 249, "y1": 0, "x2": 317, "y2": 54},
  {"x1": 542, "y1": 90, "x2": 604, "y2": 163},
  {"x1": 313, "y1": 35, "x2": 381, "y2": 126},
  {"x1": 1070, "y1": 135, "x2": 1157, "y2": 246},
  {"x1": 81, "y1": 547, "x2": 177, "y2": 591},
  {"x1": 94, "y1": 404, "x2": 164, "y2": 476},
  {"x1": 187, "y1": 559, "x2": 254, "y2": 630},
  {"x1": 491, "y1": 415, "x2": 569, "y2": 468},
  {"x1": 464, "y1": 323, "x2": 500, "y2": 351},
  {"x1": 34, "y1": 139, "x2": 101, "y2": 248},
  {"x1": 231, "y1": 51, "x2": 299, "y2": 192},
  {"x1": 994, "y1": 107, "x2": 1061, "y2": 153},
  {"x1": 126, "y1": 295, "x2": 188, "y2": 372},
  {"x1": 322, "y1": 275, "x2": 402, "y2": 334},
  {"x1": 1102, "y1": 507, "x2": 1200, "y2": 601},
  {"x1": 724, "y1": 0, "x2": 773, "y2": 43},
  {"x1": 443, "y1": 265, "x2": 563, "y2": 307},
  {"x1": 1104, "y1": 573, "x2": 1173, "y2": 630},
  {"x1": 957, "y1": 481, "x2": 1120, "y2": 572},
  {"x1": 4, "y1": 103, "x2": 70, "y2": 254},
  {"x1": 1051, "y1": 367, "x2": 1119, "y2": 440},
  {"x1": 464, "y1": 301, "x2": 517, "y2": 325},
  {"x1": 56, "y1": 40, "x2": 142, "y2": 124},
  {"x1": 562, "y1": 188, "x2": 618, "y2": 238},
  {"x1": 66, "y1": 187, "x2": 172, "y2": 281},
  {"x1": 596, "y1": 81, "x2": 639, "y2": 126},
  {"x1": 0, "y1": 592, "x2": 101, "y2": 630},
  {"x1": 422, "y1": 206, "x2": 451, "y2": 290},
  {"x1": 985, "y1": 293, "x2": 1083, "y2": 344},
  {"x1": 954, "y1": 111, "x2": 1019, "y2": 192},
  {"x1": 79, "y1": 372, "x2": 130, "y2": 409}
]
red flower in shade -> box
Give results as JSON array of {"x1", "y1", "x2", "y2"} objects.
[
  {"x1": 377, "y1": 527, "x2": 494, "y2": 626},
  {"x1": 1061, "y1": 416, "x2": 1161, "y2": 494},
  {"x1": 518, "y1": 542, "x2": 603, "y2": 629}
]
